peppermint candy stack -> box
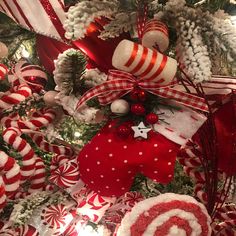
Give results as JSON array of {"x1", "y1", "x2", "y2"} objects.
[
  {"x1": 117, "y1": 193, "x2": 212, "y2": 236},
  {"x1": 112, "y1": 39, "x2": 177, "y2": 85}
]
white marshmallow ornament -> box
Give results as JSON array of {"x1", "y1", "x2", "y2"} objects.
[
  {"x1": 112, "y1": 39, "x2": 177, "y2": 85},
  {"x1": 142, "y1": 19, "x2": 169, "y2": 52},
  {"x1": 117, "y1": 193, "x2": 212, "y2": 236},
  {"x1": 110, "y1": 99, "x2": 130, "y2": 115}
]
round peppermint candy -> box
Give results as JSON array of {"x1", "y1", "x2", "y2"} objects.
[{"x1": 117, "y1": 193, "x2": 212, "y2": 236}]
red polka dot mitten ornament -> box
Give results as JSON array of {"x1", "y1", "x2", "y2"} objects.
[{"x1": 78, "y1": 104, "x2": 206, "y2": 197}]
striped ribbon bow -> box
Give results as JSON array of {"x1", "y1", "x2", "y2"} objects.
[{"x1": 77, "y1": 70, "x2": 208, "y2": 112}]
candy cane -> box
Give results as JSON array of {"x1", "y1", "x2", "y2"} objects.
[
  {"x1": 28, "y1": 157, "x2": 46, "y2": 193},
  {"x1": 50, "y1": 155, "x2": 69, "y2": 172},
  {"x1": 1, "y1": 108, "x2": 56, "y2": 130},
  {"x1": 0, "y1": 84, "x2": 32, "y2": 110},
  {"x1": 2, "y1": 127, "x2": 36, "y2": 182},
  {"x1": 0, "y1": 151, "x2": 21, "y2": 197},
  {"x1": 0, "y1": 185, "x2": 6, "y2": 210},
  {"x1": 29, "y1": 133, "x2": 74, "y2": 156}
]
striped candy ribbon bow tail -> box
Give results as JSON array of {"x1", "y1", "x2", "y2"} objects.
[
  {"x1": 76, "y1": 70, "x2": 209, "y2": 113},
  {"x1": 0, "y1": 0, "x2": 66, "y2": 41}
]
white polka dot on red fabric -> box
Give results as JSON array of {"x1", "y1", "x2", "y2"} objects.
[
  {"x1": 139, "y1": 152, "x2": 143, "y2": 156},
  {"x1": 98, "y1": 190, "x2": 101, "y2": 193},
  {"x1": 97, "y1": 133, "x2": 101, "y2": 136},
  {"x1": 116, "y1": 179, "x2": 120, "y2": 182},
  {"x1": 154, "y1": 171, "x2": 158, "y2": 174},
  {"x1": 109, "y1": 153, "x2": 113, "y2": 157},
  {"x1": 95, "y1": 147, "x2": 99, "y2": 150},
  {"x1": 123, "y1": 145, "x2": 127, "y2": 149},
  {"x1": 97, "y1": 161, "x2": 100, "y2": 165},
  {"x1": 124, "y1": 160, "x2": 128, "y2": 163},
  {"x1": 169, "y1": 149, "x2": 172, "y2": 153},
  {"x1": 168, "y1": 175, "x2": 172, "y2": 178},
  {"x1": 85, "y1": 154, "x2": 88, "y2": 158},
  {"x1": 108, "y1": 139, "x2": 112, "y2": 143},
  {"x1": 140, "y1": 164, "x2": 143, "y2": 168},
  {"x1": 87, "y1": 168, "x2": 90, "y2": 172},
  {"x1": 100, "y1": 175, "x2": 104, "y2": 178},
  {"x1": 168, "y1": 162, "x2": 172, "y2": 165},
  {"x1": 154, "y1": 158, "x2": 158, "y2": 161},
  {"x1": 128, "y1": 171, "x2": 132, "y2": 174},
  {"x1": 91, "y1": 181, "x2": 94, "y2": 184},
  {"x1": 112, "y1": 168, "x2": 115, "y2": 171},
  {"x1": 154, "y1": 144, "x2": 158, "y2": 147},
  {"x1": 121, "y1": 187, "x2": 125, "y2": 190},
  {"x1": 106, "y1": 186, "x2": 109, "y2": 189},
  {"x1": 108, "y1": 125, "x2": 112, "y2": 128}
]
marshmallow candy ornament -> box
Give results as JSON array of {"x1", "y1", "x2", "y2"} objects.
[
  {"x1": 142, "y1": 19, "x2": 169, "y2": 52},
  {"x1": 112, "y1": 39, "x2": 177, "y2": 85}
]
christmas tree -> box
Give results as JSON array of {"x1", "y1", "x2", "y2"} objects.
[{"x1": 0, "y1": 0, "x2": 235, "y2": 235}]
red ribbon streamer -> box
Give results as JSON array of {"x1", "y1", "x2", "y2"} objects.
[{"x1": 76, "y1": 70, "x2": 208, "y2": 112}]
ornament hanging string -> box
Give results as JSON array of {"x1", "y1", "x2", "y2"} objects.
[{"x1": 76, "y1": 69, "x2": 208, "y2": 112}]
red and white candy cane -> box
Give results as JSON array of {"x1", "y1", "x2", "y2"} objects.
[
  {"x1": 0, "y1": 151, "x2": 21, "y2": 201},
  {"x1": 2, "y1": 127, "x2": 36, "y2": 182},
  {"x1": 28, "y1": 157, "x2": 46, "y2": 193},
  {"x1": 0, "y1": 84, "x2": 32, "y2": 110},
  {"x1": 50, "y1": 155, "x2": 69, "y2": 172},
  {"x1": 29, "y1": 133, "x2": 74, "y2": 156},
  {"x1": 1, "y1": 108, "x2": 56, "y2": 130},
  {"x1": 0, "y1": 64, "x2": 8, "y2": 80}
]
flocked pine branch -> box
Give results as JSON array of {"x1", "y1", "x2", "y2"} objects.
[
  {"x1": 53, "y1": 48, "x2": 87, "y2": 95},
  {"x1": 64, "y1": 0, "x2": 119, "y2": 40}
]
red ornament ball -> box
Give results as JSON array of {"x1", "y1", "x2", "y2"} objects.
[
  {"x1": 130, "y1": 88, "x2": 147, "y2": 102},
  {"x1": 131, "y1": 104, "x2": 146, "y2": 116},
  {"x1": 146, "y1": 113, "x2": 159, "y2": 124},
  {"x1": 117, "y1": 124, "x2": 131, "y2": 139}
]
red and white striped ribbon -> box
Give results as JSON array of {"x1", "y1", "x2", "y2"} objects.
[
  {"x1": 0, "y1": 63, "x2": 8, "y2": 80},
  {"x1": 0, "y1": 84, "x2": 32, "y2": 110},
  {"x1": 77, "y1": 70, "x2": 208, "y2": 112},
  {"x1": 2, "y1": 127, "x2": 36, "y2": 182},
  {"x1": 0, "y1": 0, "x2": 66, "y2": 41}
]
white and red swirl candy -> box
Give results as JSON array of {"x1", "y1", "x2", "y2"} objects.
[
  {"x1": 50, "y1": 154, "x2": 69, "y2": 172},
  {"x1": 117, "y1": 193, "x2": 212, "y2": 236},
  {"x1": 0, "y1": 151, "x2": 21, "y2": 205},
  {"x1": 1, "y1": 108, "x2": 56, "y2": 130},
  {"x1": 41, "y1": 204, "x2": 68, "y2": 230},
  {"x1": 49, "y1": 161, "x2": 79, "y2": 188},
  {"x1": 15, "y1": 224, "x2": 40, "y2": 236},
  {"x1": 2, "y1": 127, "x2": 36, "y2": 182},
  {"x1": 0, "y1": 84, "x2": 32, "y2": 110}
]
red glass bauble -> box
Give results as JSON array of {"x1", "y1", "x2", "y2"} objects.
[
  {"x1": 146, "y1": 113, "x2": 159, "y2": 124},
  {"x1": 131, "y1": 104, "x2": 146, "y2": 116},
  {"x1": 23, "y1": 75, "x2": 47, "y2": 93},
  {"x1": 117, "y1": 124, "x2": 132, "y2": 139}
]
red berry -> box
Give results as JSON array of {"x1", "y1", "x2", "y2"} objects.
[
  {"x1": 131, "y1": 104, "x2": 146, "y2": 115},
  {"x1": 146, "y1": 113, "x2": 159, "y2": 124},
  {"x1": 117, "y1": 124, "x2": 131, "y2": 138},
  {"x1": 130, "y1": 89, "x2": 146, "y2": 102}
]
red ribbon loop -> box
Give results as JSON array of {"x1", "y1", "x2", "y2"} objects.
[{"x1": 76, "y1": 70, "x2": 208, "y2": 112}]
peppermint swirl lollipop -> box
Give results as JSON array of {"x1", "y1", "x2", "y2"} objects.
[{"x1": 118, "y1": 193, "x2": 212, "y2": 236}]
